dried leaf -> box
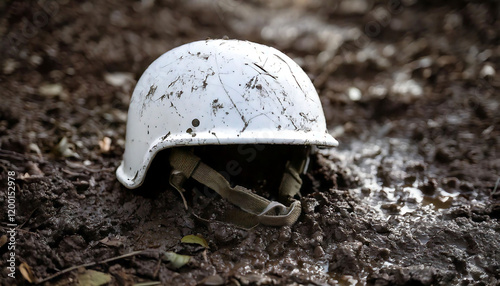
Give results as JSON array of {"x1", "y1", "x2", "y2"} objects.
[
  {"x1": 162, "y1": 251, "x2": 191, "y2": 269},
  {"x1": 75, "y1": 269, "x2": 111, "y2": 286},
  {"x1": 19, "y1": 262, "x2": 37, "y2": 283},
  {"x1": 202, "y1": 274, "x2": 225, "y2": 285},
  {"x1": 29, "y1": 143, "x2": 43, "y2": 158},
  {"x1": 0, "y1": 235, "x2": 7, "y2": 248},
  {"x1": 19, "y1": 173, "x2": 31, "y2": 179},
  {"x1": 27, "y1": 161, "x2": 44, "y2": 176},
  {"x1": 181, "y1": 234, "x2": 208, "y2": 248},
  {"x1": 99, "y1": 236, "x2": 125, "y2": 247},
  {"x1": 54, "y1": 137, "x2": 79, "y2": 158},
  {"x1": 99, "y1": 137, "x2": 112, "y2": 153}
]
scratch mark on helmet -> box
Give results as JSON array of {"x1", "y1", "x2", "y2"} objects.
[
  {"x1": 215, "y1": 53, "x2": 249, "y2": 132},
  {"x1": 168, "y1": 76, "x2": 180, "y2": 88},
  {"x1": 274, "y1": 54, "x2": 305, "y2": 95},
  {"x1": 252, "y1": 62, "x2": 277, "y2": 79}
]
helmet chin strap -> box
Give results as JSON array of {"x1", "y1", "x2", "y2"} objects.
[{"x1": 168, "y1": 148, "x2": 306, "y2": 228}]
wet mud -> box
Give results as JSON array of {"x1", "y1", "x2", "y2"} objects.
[{"x1": 1, "y1": 0, "x2": 499, "y2": 285}]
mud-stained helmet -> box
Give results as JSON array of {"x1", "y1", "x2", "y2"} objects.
[{"x1": 116, "y1": 39, "x2": 338, "y2": 227}]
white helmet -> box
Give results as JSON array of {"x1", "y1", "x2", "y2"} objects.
[
  {"x1": 116, "y1": 39, "x2": 337, "y2": 227},
  {"x1": 117, "y1": 39, "x2": 337, "y2": 188}
]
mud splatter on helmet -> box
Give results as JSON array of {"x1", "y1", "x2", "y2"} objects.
[{"x1": 117, "y1": 39, "x2": 338, "y2": 227}]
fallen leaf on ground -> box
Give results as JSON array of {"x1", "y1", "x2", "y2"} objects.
[
  {"x1": 20, "y1": 262, "x2": 37, "y2": 283},
  {"x1": 75, "y1": 269, "x2": 111, "y2": 286},
  {"x1": 162, "y1": 252, "x2": 191, "y2": 269},
  {"x1": 181, "y1": 234, "x2": 208, "y2": 248},
  {"x1": 99, "y1": 137, "x2": 112, "y2": 153},
  {"x1": 54, "y1": 137, "x2": 79, "y2": 158},
  {"x1": 99, "y1": 236, "x2": 126, "y2": 247},
  {"x1": 29, "y1": 143, "x2": 43, "y2": 158},
  {"x1": 201, "y1": 274, "x2": 225, "y2": 285}
]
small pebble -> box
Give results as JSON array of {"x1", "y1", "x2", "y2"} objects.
[
  {"x1": 347, "y1": 87, "x2": 362, "y2": 101},
  {"x1": 39, "y1": 83, "x2": 63, "y2": 97},
  {"x1": 479, "y1": 64, "x2": 495, "y2": 78},
  {"x1": 314, "y1": 245, "x2": 325, "y2": 258}
]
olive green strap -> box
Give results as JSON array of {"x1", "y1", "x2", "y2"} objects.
[
  {"x1": 278, "y1": 147, "x2": 310, "y2": 209},
  {"x1": 279, "y1": 156, "x2": 307, "y2": 199},
  {"x1": 169, "y1": 149, "x2": 301, "y2": 227}
]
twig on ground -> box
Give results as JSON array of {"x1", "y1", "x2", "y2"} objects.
[
  {"x1": 36, "y1": 250, "x2": 145, "y2": 284},
  {"x1": 18, "y1": 207, "x2": 39, "y2": 229},
  {"x1": 153, "y1": 258, "x2": 162, "y2": 278}
]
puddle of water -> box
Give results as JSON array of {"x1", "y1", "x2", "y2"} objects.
[
  {"x1": 320, "y1": 135, "x2": 461, "y2": 219},
  {"x1": 422, "y1": 193, "x2": 454, "y2": 209}
]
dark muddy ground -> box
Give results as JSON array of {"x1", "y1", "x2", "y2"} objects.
[{"x1": 1, "y1": 0, "x2": 500, "y2": 285}]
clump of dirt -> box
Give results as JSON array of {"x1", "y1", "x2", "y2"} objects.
[{"x1": 1, "y1": 0, "x2": 499, "y2": 285}]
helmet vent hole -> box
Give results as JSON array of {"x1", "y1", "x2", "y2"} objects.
[{"x1": 192, "y1": 119, "x2": 200, "y2": 127}]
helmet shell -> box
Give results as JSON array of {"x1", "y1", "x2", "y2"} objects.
[{"x1": 117, "y1": 39, "x2": 338, "y2": 188}]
